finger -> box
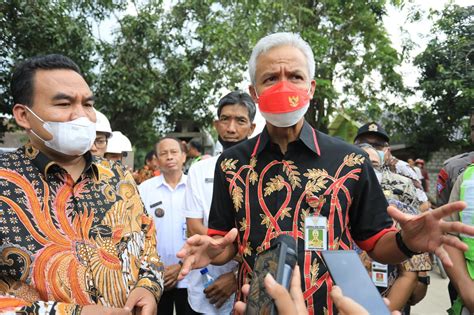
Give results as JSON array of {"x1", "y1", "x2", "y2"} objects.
[
  {"x1": 241, "y1": 284, "x2": 250, "y2": 299},
  {"x1": 434, "y1": 245, "x2": 453, "y2": 268},
  {"x1": 441, "y1": 220, "x2": 474, "y2": 241},
  {"x1": 124, "y1": 293, "x2": 139, "y2": 311},
  {"x1": 289, "y1": 265, "x2": 306, "y2": 314},
  {"x1": 430, "y1": 201, "x2": 466, "y2": 221},
  {"x1": 214, "y1": 296, "x2": 226, "y2": 308},
  {"x1": 264, "y1": 273, "x2": 296, "y2": 315},
  {"x1": 212, "y1": 228, "x2": 238, "y2": 248},
  {"x1": 330, "y1": 286, "x2": 368, "y2": 315},
  {"x1": 177, "y1": 256, "x2": 195, "y2": 280},
  {"x1": 234, "y1": 301, "x2": 246, "y2": 315},
  {"x1": 176, "y1": 235, "x2": 204, "y2": 258},
  {"x1": 439, "y1": 231, "x2": 468, "y2": 252}
]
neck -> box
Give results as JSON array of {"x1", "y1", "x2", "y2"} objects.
[
  {"x1": 163, "y1": 171, "x2": 183, "y2": 189},
  {"x1": 266, "y1": 119, "x2": 304, "y2": 154}
]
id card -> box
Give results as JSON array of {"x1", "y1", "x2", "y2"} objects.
[
  {"x1": 305, "y1": 216, "x2": 327, "y2": 251},
  {"x1": 371, "y1": 262, "x2": 388, "y2": 287}
]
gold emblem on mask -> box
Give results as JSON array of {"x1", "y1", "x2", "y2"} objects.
[
  {"x1": 368, "y1": 123, "x2": 378, "y2": 132},
  {"x1": 288, "y1": 96, "x2": 299, "y2": 107}
]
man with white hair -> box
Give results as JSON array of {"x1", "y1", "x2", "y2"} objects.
[{"x1": 177, "y1": 32, "x2": 473, "y2": 315}]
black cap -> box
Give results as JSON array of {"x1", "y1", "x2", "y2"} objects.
[{"x1": 354, "y1": 122, "x2": 390, "y2": 143}]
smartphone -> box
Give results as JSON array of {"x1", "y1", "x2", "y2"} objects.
[
  {"x1": 322, "y1": 250, "x2": 391, "y2": 315},
  {"x1": 245, "y1": 235, "x2": 297, "y2": 315}
]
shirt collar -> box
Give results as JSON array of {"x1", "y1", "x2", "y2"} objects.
[
  {"x1": 252, "y1": 120, "x2": 321, "y2": 157},
  {"x1": 25, "y1": 143, "x2": 98, "y2": 180},
  {"x1": 156, "y1": 173, "x2": 186, "y2": 189}
]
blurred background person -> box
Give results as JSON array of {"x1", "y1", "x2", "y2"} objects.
[{"x1": 90, "y1": 109, "x2": 112, "y2": 157}]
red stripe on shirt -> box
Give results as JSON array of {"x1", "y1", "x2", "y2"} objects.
[{"x1": 355, "y1": 227, "x2": 397, "y2": 252}]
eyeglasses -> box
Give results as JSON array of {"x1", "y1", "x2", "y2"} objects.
[
  {"x1": 94, "y1": 138, "x2": 108, "y2": 149},
  {"x1": 358, "y1": 141, "x2": 388, "y2": 151}
]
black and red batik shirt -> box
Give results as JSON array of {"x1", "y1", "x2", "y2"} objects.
[{"x1": 208, "y1": 121, "x2": 395, "y2": 315}]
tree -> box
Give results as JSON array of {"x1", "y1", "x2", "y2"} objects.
[
  {"x1": 0, "y1": 0, "x2": 126, "y2": 135},
  {"x1": 387, "y1": 5, "x2": 473, "y2": 158}
]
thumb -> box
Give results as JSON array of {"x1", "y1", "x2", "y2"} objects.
[
  {"x1": 221, "y1": 228, "x2": 238, "y2": 245},
  {"x1": 387, "y1": 206, "x2": 409, "y2": 223},
  {"x1": 124, "y1": 291, "x2": 139, "y2": 311}
]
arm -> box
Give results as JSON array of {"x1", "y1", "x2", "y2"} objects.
[
  {"x1": 368, "y1": 231, "x2": 409, "y2": 264},
  {"x1": 445, "y1": 244, "x2": 474, "y2": 312},
  {"x1": 385, "y1": 270, "x2": 418, "y2": 311},
  {"x1": 187, "y1": 218, "x2": 207, "y2": 236}
]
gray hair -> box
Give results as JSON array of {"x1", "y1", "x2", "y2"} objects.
[{"x1": 248, "y1": 32, "x2": 315, "y2": 85}]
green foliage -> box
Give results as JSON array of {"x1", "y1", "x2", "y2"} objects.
[
  {"x1": 2, "y1": 0, "x2": 406, "y2": 161},
  {"x1": 388, "y1": 5, "x2": 473, "y2": 158}
]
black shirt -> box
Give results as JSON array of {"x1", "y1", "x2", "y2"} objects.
[{"x1": 208, "y1": 121, "x2": 394, "y2": 315}]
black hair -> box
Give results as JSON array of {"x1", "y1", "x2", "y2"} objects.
[
  {"x1": 217, "y1": 91, "x2": 256, "y2": 122},
  {"x1": 188, "y1": 138, "x2": 202, "y2": 152},
  {"x1": 10, "y1": 54, "x2": 82, "y2": 107},
  {"x1": 144, "y1": 150, "x2": 156, "y2": 164}
]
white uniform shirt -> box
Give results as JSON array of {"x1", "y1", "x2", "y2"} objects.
[
  {"x1": 184, "y1": 156, "x2": 238, "y2": 314},
  {"x1": 139, "y1": 174, "x2": 189, "y2": 288}
]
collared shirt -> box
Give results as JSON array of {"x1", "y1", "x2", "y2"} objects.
[
  {"x1": 139, "y1": 173, "x2": 189, "y2": 288},
  {"x1": 208, "y1": 121, "x2": 394, "y2": 315},
  {"x1": 184, "y1": 156, "x2": 237, "y2": 314},
  {"x1": 0, "y1": 144, "x2": 163, "y2": 314}
]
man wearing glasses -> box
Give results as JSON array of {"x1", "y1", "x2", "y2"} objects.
[{"x1": 90, "y1": 109, "x2": 113, "y2": 157}]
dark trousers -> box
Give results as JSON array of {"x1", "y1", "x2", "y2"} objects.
[{"x1": 158, "y1": 288, "x2": 193, "y2": 315}]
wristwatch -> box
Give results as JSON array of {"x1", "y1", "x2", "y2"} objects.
[
  {"x1": 417, "y1": 275, "x2": 430, "y2": 285},
  {"x1": 395, "y1": 231, "x2": 421, "y2": 258}
]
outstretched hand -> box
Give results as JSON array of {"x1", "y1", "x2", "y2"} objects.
[
  {"x1": 388, "y1": 201, "x2": 472, "y2": 267},
  {"x1": 176, "y1": 228, "x2": 238, "y2": 280}
]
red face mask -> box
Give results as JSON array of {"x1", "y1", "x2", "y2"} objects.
[{"x1": 257, "y1": 81, "x2": 311, "y2": 114}]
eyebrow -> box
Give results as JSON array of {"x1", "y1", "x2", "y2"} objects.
[{"x1": 52, "y1": 93, "x2": 95, "y2": 103}]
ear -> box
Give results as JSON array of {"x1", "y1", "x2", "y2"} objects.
[
  {"x1": 248, "y1": 123, "x2": 257, "y2": 137},
  {"x1": 248, "y1": 85, "x2": 258, "y2": 103},
  {"x1": 12, "y1": 104, "x2": 31, "y2": 130},
  {"x1": 309, "y1": 80, "x2": 316, "y2": 98}
]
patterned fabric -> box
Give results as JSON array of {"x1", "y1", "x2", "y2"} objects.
[
  {"x1": 208, "y1": 122, "x2": 394, "y2": 315},
  {"x1": 0, "y1": 144, "x2": 164, "y2": 314}
]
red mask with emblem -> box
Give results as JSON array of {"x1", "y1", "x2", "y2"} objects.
[{"x1": 257, "y1": 81, "x2": 312, "y2": 127}]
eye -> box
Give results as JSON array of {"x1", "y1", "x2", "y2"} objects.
[{"x1": 55, "y1": 103, "x2": 70, "y2": 107}]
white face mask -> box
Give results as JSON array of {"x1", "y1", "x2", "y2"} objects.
[
  {"x1": 260, "y1": 103, "x2": 310, "y2": 128},
  {"x1": 26, "y1": 107, "x2": 96, "y2": 156}
]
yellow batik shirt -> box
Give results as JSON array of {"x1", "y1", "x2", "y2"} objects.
[{"x1": 0, "y1": 144, "x2": 164, "y2": 314}]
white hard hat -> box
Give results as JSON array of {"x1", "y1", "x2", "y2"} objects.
[
  {"x1": 94, "y1": 109, "x2": 113, "y2": 138},
  {"x1": 106, "y1": 131, "x2": 133, "y2": 153}
]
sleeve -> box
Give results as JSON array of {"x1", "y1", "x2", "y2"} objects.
[
  {"x1": 129, "y1": 171, "x2": 164, "y2": 303},
  {"x1": 134, "y1": 213, "x2": 165, "y2": 304},
  {"x1": 208, "y1": 155, "x2": 236, "y2": 236},
  {"x1": 446, "y1": 174, "x2": 463, "y2": 223},
  {"x1": 184, "y1": 164, "x2": 205, "y2": 219},
  {"x1": 0, "y1": 279, "x2": 81, "y2": 314},
  {"x1": 350, "y1": 159, "x2": 395, "y2": 252},
  {"x1": 0, "y1": 297, "x2": 82, "y2": 314}
]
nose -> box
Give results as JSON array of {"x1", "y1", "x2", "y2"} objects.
[{"x1": 226, "y1": 119, "x2": 237, "y2": 134}]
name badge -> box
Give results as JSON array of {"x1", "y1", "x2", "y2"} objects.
[
  {"x1": 304, "y1": 216, "x2": 327, "y2": 251},
  {"x1": 371, "y1": 262, "x2": 388, "y2": 287},
  {"x1": 205, "y1": 178, "x2": 214, "y2": 183},
  {"x1": 150, "y1": 201, "x2": 162, "y2": 208}
]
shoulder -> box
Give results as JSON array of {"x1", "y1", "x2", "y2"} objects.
[
  {"x1": 216, "y1": 137, "x2": 258, "y2": 164},
  {"x1": 188, "y1": 155, "x2": 218, "y2": 175},
  {"x1": 443, "y1": 151, "x2": 474, "y2": 173},
  {"x1": 139, "y1": 175, "x2": 162, "y2": 191}
]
